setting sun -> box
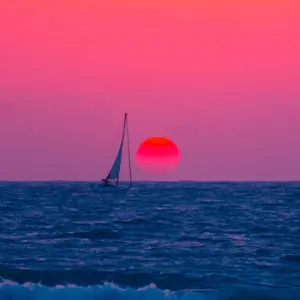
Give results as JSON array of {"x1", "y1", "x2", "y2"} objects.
[{"x1": 136, "y1": 137, "x2": 180, "y2": 173}]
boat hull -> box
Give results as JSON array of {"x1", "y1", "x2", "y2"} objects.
[{"x1": 101, "y1": 179, "x2": 116, "y2": 187}]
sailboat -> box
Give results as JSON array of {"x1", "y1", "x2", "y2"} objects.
[{"x1": 101, "y1": 113, "x2": 132, "y2": 188}]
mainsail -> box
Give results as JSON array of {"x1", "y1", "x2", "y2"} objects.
[{"x1": 104, "y1": 113, "x2": 127, "y2": 184}]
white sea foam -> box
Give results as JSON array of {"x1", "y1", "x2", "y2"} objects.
[{"x1": 0, "y1": 281, "x2": 299, "y2": 300}]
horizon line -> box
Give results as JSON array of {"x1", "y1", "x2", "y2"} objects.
[{"x1": 0, "y1": 180, "x2": 299, "y2": 183}]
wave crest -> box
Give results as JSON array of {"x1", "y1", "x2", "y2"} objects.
[{"x1": 1, "y1": 281, "x2": 300, "y2": 300}]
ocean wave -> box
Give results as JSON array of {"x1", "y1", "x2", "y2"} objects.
[
  {"x1": 52, "y1": 229, "x2": 121, "y2": 240},
  {"x1": 0, "y1": 281, "x2": 300, "y2": 300},
  {"x1": 0, "y1": 267, "x2": 204, "y2": 290},
  {"x1": 281, "y1": 254, "x2": 300, "y2": 263}
]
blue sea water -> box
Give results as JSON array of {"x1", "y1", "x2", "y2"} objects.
[{"x1": 0, "y1": 181, "x2": 300, "y2": 299}]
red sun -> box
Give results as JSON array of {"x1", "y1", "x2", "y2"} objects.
[{"x1": 136, "y1": 137, "x2": 180, "y2": 173}]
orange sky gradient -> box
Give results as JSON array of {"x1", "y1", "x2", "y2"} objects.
[{"x1": 0, "y1": 0, "x2": 299, "y2": 181}]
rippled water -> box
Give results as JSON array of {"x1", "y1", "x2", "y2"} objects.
[{"x1": 0, "y1": 181, "x2": 300, "y2": 299}]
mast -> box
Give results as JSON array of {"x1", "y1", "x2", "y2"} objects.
[{"x1": 126, "y1": 113, "x2": 132, "y2": 186}]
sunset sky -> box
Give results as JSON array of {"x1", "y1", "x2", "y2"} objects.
[{"x1": 0, "y1": 0, "x2": 299, "y2": 181}]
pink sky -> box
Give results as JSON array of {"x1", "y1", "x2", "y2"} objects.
[{"x1": 0, "y1": 0, "x2": 299, "y2": 181}]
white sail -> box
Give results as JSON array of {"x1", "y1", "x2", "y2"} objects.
[
  {"x1": 105, "y1": 114, "x2": 127, "y2": 183},
  {"x1": 106, "y1": 133, "x2": 125, "y2": 181}
]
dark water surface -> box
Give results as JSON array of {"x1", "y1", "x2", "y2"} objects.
[{"x1": 0, "y1": 181, "x2": 300, "y2": 299}]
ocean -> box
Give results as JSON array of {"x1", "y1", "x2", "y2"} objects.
[{"x1": 0, "y1": 181, "x2": 300, "y2": 299}]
